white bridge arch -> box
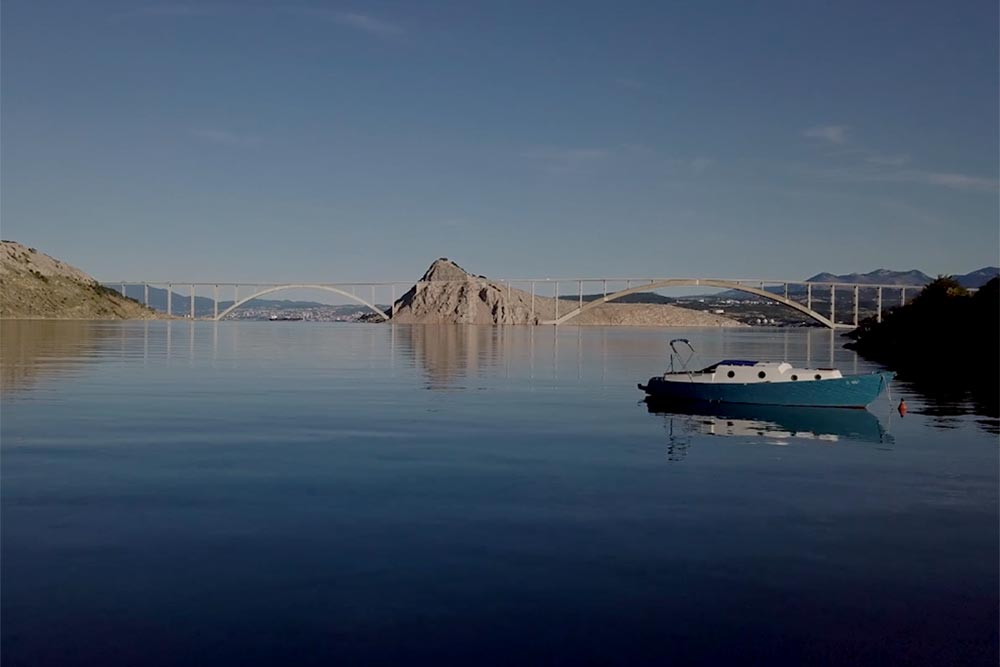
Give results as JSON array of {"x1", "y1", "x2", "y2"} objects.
[
  {"x1": 215, "y1": 284, "x2": 389, "y2": 321},
  {"x1": 542, "y1": 279, "x2": 838, "y2": 328}
]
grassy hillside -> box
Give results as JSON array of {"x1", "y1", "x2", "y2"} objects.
[{"x1": 1, "y1": 241, "x2": 159, "y2": 320}]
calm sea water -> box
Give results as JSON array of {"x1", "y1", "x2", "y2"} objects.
[{"x1": 2, "y1": 321, "x2": 997, "y2": 666}]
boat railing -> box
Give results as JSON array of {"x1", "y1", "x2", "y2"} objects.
[{"x1": 668, "y1": 338, "x2": 698, "y2": 379}]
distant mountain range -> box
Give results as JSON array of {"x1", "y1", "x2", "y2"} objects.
[
  {"x1": 952, "y1": 267, "x2": 1000, "y2": 288},
  {"x1": 708, "y1": 266, "x2": 999, "y2": 305},
  {"x1": 802, "y1": 267, "x2": 998, "y2": 288},
  {"x1": 803, "y1": 269, "x2": 933, "y2": 286}
]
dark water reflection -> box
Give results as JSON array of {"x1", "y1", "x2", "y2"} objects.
[
  {"x1": 644, "y1": 400, "x2": 895, "y2": 461},
  {"x1": 896, "y1": 375, "x2": 999, "y2": 434},
  {"x1": 2, "y1": 322, "x2": 997, "y2": 666}
]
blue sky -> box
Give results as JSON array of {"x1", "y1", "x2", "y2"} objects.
[{"x1": 2, "y1": 0, "x2": 997, "y2": 284}]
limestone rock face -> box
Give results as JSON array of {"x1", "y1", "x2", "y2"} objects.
[
  {"x1": 1, "y1": 241, "x2": 159, "y2": 319},
  {"x1": 421, "y1": 258, "x2": 476, "y2": 282},
  {"x1": 390, "y1": 258, "x2": 745, "y2": 327},
  {"x1": 392, "y1": 259, "x2": 538, "y2": 324}
]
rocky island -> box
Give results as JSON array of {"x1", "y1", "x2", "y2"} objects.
[{"x1": 390, "y1": 258, "x2": 746, "y2": 327}]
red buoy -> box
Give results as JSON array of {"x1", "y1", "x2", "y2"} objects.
[{"x1": 898, "y1": 399, "x2": 908, "y2": 416}]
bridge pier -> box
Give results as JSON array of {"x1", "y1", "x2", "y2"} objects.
[
  {"x1": 877, "y1": 287, "x2": 883, "y2": 323},
  {"x1": 190, "y1": 285, "x2": 195, "y2": 319},
  {"x1": 167, "y1": 284, "x2": 172, "y2": 317},
  {"x1": 213, "y1": 285, "x2": 219, "y2": 320},
  {"x1": 853, "y1": 285, "x2": 859, "y2": 326},
  {"x1": 806, "y1": 284, "x2": 812, "y2": 311},
  {"x1": 900, "y1": 287, "x2": 907, "y2": 306},
  {"x1": 144, "y1": 283, "x2": 149, "y2": 306},
  {"x1": 830, "y1": 285, "x2": 836, "y2": 325},
  {"x1": 530, "y1": 282, "x2": 535, "y2": 322},
  {"x1": 554, "y1": 282, "x2": 559, "y2": 321}
]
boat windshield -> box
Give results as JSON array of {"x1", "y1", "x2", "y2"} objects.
[{"x1": 697, "y1": 359, "x2": 757, "y2": 373}]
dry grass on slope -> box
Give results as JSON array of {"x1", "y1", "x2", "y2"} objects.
[{"x1": 1, "y1": 241, "x2": 159, "y2": 320}]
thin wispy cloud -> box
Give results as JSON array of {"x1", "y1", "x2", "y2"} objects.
[
  {"x1": 799, "y1": 125, "x2": 995, "y2": 192},
  {"x1": 800, "y1": 164, "x2": 998, "y2": 193},
  {"x1": 803, "y1": 125, "x2": 849, "y2": 145},
  {"x1": 620, "y1": 143, "x2": 655, "y2": 155},
  {"x1": 523, "y1": 144, "x2": 715, "y2": 180},
  {"x1": 659, "y1": 156, "x2": 716, "y2": 177},
  {"x1": 121, "y1": 5, "x2": 405, "y2": 39},
  {"x1": 437, "y1": 218, "x2": 482, "y2": 230},
  {"x1": 615, "y1": 78, "x2": 646, "y2": 91},
  {"x1": 522, "y1": 147, "x2": 609, "y2": 173},
  {"x1": 887, "y1": 170, "x2": 998, "y2": 192},
  {"x1": 877, "y1": 199, "x2": 944, "y2": 228},
  {"x1": 118, "y1": 3, "x2": 228, "y2": 19},
  {"x1": 331, "y1": 12, "x2": 403, "y2": 37},
  {"x1": 192, "y1": 129, "x2": 261, "y2": 148},
  {"x1": 865, "y1": 153, "x2": 911, "y2": 167},
  {"x1": 690, "y1": 157, "x2": 714, "y2": 174}
]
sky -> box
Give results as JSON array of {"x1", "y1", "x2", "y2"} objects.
[{"x1": 2, "y1": 0, "x2": 998, "y2": 285}]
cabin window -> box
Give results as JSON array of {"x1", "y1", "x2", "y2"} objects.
[
  {"x1": 727, "y1": 371, "x2": 735, "y2": 378},
  {"x1": 814, "y1": 374, "x2": 822, "y2": 380},
  {"x1": 758, "y1": 371, "x2": 766, "y2": 379},
  {"x1": 791, "y1": 374, "x2": 798, "y2": 381}
]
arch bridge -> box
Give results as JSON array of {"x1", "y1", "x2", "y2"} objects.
[
  {"x1": 215, "y1": 284, "x2": 390, "y2": 321},
  {"x1": 516, "y1": 277, "x2": 924, "y2": 329},
  {"x1": 107, "y1": 277, "x2": 927, "y2": 329},
  {"x1": 544, "y1": 278, "x2": 837, "y2": 327},
  {"x1": 105, "y1": 282, "x2": 403, "y2": 321}
]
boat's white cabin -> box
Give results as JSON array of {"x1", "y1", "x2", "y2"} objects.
[{"x1": 664, "y1": 360, "x2": 843, "y2": 384}]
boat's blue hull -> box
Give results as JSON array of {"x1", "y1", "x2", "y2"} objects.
[{"x1": 639, "y1": 371, "x2": 894, "y2": 408}]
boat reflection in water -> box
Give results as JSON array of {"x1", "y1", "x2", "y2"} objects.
[{"x1": 644, "y1": 399, "x2": 894, "y2": 461}]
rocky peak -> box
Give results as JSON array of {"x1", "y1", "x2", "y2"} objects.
[{"x1": 420, "y1": 258, "x2": 475, "y2": 282}]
